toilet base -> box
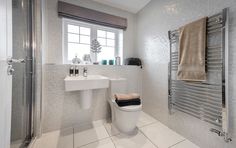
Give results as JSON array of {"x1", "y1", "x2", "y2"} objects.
[
  {"x1": 114, "y1": 124, "x2": 139, "y2": 135},
  {"x1": 108, "y1": 99, "x2": 141, "y2": 135}
]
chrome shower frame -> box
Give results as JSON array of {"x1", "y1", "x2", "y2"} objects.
[
  {"x1": 23, "y1": 0, "x2": 43, "y2": 146},
  {"x1": 31, "y1": 0, "x2": 43, "y2": 140}
]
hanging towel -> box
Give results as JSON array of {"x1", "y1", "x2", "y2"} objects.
[
  {"x1": 114, "y1": 93, "x2": 140, "y2": 101},
  {"x1": 177, "y1": 17, "x2": 207, "y2": 81}
]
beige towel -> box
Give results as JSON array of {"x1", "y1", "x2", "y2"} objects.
[
  {"x1": 177, "y1": 17, "x2": 207, "y2": 81},
  {"x1": 114, "y1": 93, "x2": 140, "y2": 101}
]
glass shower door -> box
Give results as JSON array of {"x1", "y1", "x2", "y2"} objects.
[{"x1": 10, "y1": 0, "x2": 34, "y2": 147}]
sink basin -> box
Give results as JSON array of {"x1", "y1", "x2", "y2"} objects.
[
  {"x1": 64, "y1": 75, "x2": 109, "y2": 91},
  {"x1": 64, "y1": 75, "x2": 109, "y2": 109}
]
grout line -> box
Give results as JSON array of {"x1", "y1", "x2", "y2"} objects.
[
  {"x1": 138, "y1": 121, "x2": 158, "y2": 128},
  {"x1": 110, "y1": 135, "x2": 117, "y2": 148},
  {"x1": 103, "y1": 123, "x2": 112, "y2": 137},
  {"x1": 139, "y1": 129, "x2": 159, "y2": 148},
  {"x1": 168, "y1": 139, "x2": 186, "y2": 148},
  {"x1": 75, "y1": 125, "x2": 111, "y2": 148},
  {"x1": 74, "y1": 115, "x2": 164, "y2": 148},
  {"x1": 77, "y1": 137, "x2": 111, "y2": 148},
  {"x1": 102, "y1": 122, "x2": 118, "y2": 148}
]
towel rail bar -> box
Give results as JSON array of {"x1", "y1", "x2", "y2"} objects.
[
  {"x1": 172, "y1": 105, "x2": 222, "y2": 126},
  {"x1": 172, "y1": 94, "x2": 222, "y2": 107},
  {"x1": 168, "y1": 8, "x2": 231, "y2": 142},
  {"x1": 172, "y1": 101, "x2": 222, "y2": 119},
  {"x1": 169, "y1": 22, "x2": 223, "y2": 38}
]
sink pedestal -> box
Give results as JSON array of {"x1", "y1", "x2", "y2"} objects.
[{"x1": 79, "y1": 90, "x2": 93, "y2": 109}]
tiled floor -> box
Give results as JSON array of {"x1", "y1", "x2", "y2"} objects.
[{"x1": 32, "y1": 112, "x2": 200, "y2": 148}]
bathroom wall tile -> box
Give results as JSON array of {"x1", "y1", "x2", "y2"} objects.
[
  {"x1": 136, "y1": 0, "x2": 236, "y2": 148},
  {"x1": 170, "y1": 140, "x2": 200, "y2": 148},
  {"x1": 111, "y1": 131, "x2": 157, "y2": 148},
  {"x1": 10, "y1": 142, "x2": 22, "y2": 148},
  {"x1": 140, "y1": 122, "x2": 185, "y2": 148},
  {"x1": 42, "y1": 92, "x2": 65, "y2": 132},
  {"x1": 79, "y1": 138, "x2": 116, "y2": 148}
]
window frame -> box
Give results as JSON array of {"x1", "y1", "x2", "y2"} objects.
[{"x1": 62, "y1": 18, "x2": 122, "y2": 64}]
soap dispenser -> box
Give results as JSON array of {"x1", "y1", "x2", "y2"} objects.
[
  {"x1": 75, "y1": 66, "x2": 79, "y2": 76},
  {"x1": 69, "y1": 66, "x2": 74, "y2": 77}
]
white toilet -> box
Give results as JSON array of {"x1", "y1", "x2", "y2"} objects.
[{"x1": 108, "y1": 78, "x2": 142, "y2": 134}]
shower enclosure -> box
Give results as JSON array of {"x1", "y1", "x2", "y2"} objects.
[{"x1": 10, "y1": 0, "x2": 42, "y2": 147}]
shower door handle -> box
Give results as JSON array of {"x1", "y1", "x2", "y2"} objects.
[
  {"x1": 7, "y1": 65, "x2": 15, "y2": 75},
  {"x1": 6, "y1": 57, "x2": 25, "y2": 75},
  {"x1": 7, "y1": 57, "x2": 25, "y2": 65}
]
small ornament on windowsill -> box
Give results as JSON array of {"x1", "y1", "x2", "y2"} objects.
[
  {"x1": 90, "y1": 39, "x2": 102, "y2": 65},
  {"x1": 72, "y1": 54, "x2": 81, "y2": 64}
]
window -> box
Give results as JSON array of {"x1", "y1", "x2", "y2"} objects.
[{"x1": 63, "y1": 19, "x2": 123, "y2": 64}]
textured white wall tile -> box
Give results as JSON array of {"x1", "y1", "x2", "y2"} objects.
[
  {"x1": 136, "y1": 0, "x2": 236, "y2": 148},
  {"x1": 42, "y1": 65, "x2": 142, "y2": 133}
]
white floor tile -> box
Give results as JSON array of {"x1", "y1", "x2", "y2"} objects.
[
  {"x1": 140, "y1": 122, "x2": 185, "y2": 148},
  {"x1": 103, "y1": 122, "x2": 120, "y2": 136},
  {"x1": 137, "y1": 112, "x2": 157, "y2": 127},
  {"x1": 33, "y1": 114, "x2": 201, "y2": 148},
  {"x1": 35, "y1": 128, "x2": 73, "y2": 148},
  {"x1": 92, "y1": 120, "x2": 107, "y2": 127},
  {"x1": 111, "y1": 131, "x2": 156, "y2": 148},
  {"x1": 74, "y1": 125, "x2": 109, "y2": 148},
  {"x1": 79, "y1": 138, "x2": 116, "y2": 148},
  {"x1": 170, "y1": 140, "x2": 200, "y2": 148}
]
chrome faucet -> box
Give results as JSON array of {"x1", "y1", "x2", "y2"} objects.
[{"x1": 83, "y1": 67, "x2": 88, "y2": 77}]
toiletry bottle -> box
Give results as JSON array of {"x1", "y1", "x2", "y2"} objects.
[
  {"x1": 69, "y1": 66, "x2": 74, "y2": 77},
  {"x1": 109, "y1": 59, "x2": 114, "y2": 65},
  {"x1": 115, "y1": 56, "x2": 121, "y2": 65},
  {"x1": 75, "y1": 66, "x2": 79, "y2": 76}
]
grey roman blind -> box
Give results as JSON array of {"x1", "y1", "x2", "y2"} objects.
[{"x1": 58, "y1": 1, "x2": 127, "y2": 30}]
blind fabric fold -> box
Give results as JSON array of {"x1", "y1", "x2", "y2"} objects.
[{"x1": 58, "y1": 1, "x2": 127, "y2": 30}]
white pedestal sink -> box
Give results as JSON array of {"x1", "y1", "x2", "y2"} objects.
[{"x1": 64, "y1": 75, "x2": 109, "y2": 109}]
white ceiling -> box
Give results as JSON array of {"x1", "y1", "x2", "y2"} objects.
[{"x1": 93, "y1": 0, "x2": 151, "y2": 13}]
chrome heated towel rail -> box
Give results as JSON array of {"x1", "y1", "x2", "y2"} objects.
[{"x1": 168, "y1": 8, "x2": 231, "y2": 142}]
